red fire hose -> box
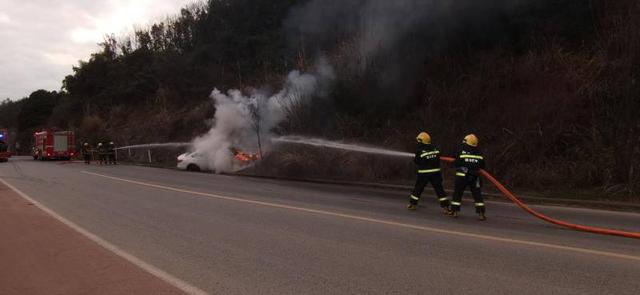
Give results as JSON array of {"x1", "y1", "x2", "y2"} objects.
[{"x1": 440, "y1": 156, "x2": 640, "y2": 239}]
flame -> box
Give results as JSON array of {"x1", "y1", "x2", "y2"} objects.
[{"x1": 233, "y1": 150, "x2": 261, "y2": 163}]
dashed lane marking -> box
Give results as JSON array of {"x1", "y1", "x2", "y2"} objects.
[{"x1": 81, "y1": 171, "x2": 640, "y2": 262}]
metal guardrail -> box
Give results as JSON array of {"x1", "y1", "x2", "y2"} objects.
[{"x1": 114, "y1": 143, "x2": 192, "y2": 164}]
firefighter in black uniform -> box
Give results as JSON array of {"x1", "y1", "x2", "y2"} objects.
[
  {"x1": 407, "y1": 132, "x2": 451, "y2": 213},
  {"x1": 97, "y1": 142, "x2": 106, "y2": 165},
  {"x1": 107, "y1": 141, "x2": 117, "y2": 165},
  {"x1": 450, "y1": 134, "x2": 487, "y2": 220},
  {"x1": 81, "y1": 142, "x2": 92, "y2": 164}
]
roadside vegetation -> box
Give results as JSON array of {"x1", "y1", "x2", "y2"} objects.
[{"x1": 1, "y1": 0, "x2": 638, "y2": 200}]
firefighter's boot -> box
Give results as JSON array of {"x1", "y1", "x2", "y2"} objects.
[
  {"x1": 449, "y1": 201, "x2": 461, "y2": 218},
  {"x1": 475, "y1": 203, "x2": 486, "y2": 221},
  {"x1": 439, "y1": 198, "x2": 451, "y2": 215},
  {"x1": 408, "y1": 194, "x2": 420, "y2": 211}
]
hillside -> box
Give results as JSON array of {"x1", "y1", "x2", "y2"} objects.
[{"x1": 1, "y1": 0, "x2": 639, "y2": 198}]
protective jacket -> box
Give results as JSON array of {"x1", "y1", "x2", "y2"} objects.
[
  {"x1": 414, "y1": 143, "x2": 441, "y2": 174},
  {"x1": 454, "y1": 144, "x2": 485, "y2": 177}
]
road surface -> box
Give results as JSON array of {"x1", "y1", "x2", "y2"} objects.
[{"x1": 1, "y1": 156, "x2": 638, "y2": 294}]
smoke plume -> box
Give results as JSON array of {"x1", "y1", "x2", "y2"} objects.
[
  {"x1": 192, "y1": 58, "x2": 334, "y2": 173},
  {"x1": 287, "y1": 0, "x2": 531, "y2": 58},
  {"x1": 285, "y1": 0, "x2": 536, "y2": 104}
]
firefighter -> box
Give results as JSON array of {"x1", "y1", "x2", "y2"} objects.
[
  {"x1": 450, "y1": 134, "x2": 487, "y2": 221},
  {"x1": 97, "y1": 142, "x2": 106, "y2": 165},
  {"x1": 108, "y1": 141, "x2": 117, "y2": 165},
  {"x1": 407, "y1": 132, "x2": 451, "y2": 213},
  {"x1": 81, "y1": 142, "x2": 92, "y2": 164}
]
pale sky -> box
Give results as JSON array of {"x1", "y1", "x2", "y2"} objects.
[{"x1": 0, "y1": 0, "x2": 197, "y2": 100}]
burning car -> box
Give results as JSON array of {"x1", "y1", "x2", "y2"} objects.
[
  {"x1": 177, "y1": 148, "x2": 261, "y2": 172},
  {"x1": 177, "y1": 152, "x2": 210, "y2": 172}
]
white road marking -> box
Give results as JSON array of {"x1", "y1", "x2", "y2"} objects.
[
  {"x1": 0, "y1": 177, "x2": 209, "y2": 295},
  {"x1": 81, "y1": 171, "x2": 640, "y2": 262}
]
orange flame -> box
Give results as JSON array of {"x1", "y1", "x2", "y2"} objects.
[{"x1": 233, "y1": 150, "x2": 261, "y2": 163}]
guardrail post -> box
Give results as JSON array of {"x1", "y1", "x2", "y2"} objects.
[{"x1": 147, "y1": 149, "x2": 152, "y2": 163}]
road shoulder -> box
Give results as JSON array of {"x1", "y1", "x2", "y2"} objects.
[{"x1": 0, "y1": 181, "x2": 185, "y2": 295}]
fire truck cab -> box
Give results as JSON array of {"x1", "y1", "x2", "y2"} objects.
[
  {"x1": 33, "y1": 130, "x2": 76, "y2": 160},
  {"x1": 0, "y1": 129, "x2": 10, "y2": 162}
]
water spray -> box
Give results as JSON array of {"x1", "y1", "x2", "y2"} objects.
[
  {"x1": 116, "y1": 143, "x2": 192, "y2": 150},
  {"x1": 272, "y1": 136, "x2": 412, "y2": 158}
]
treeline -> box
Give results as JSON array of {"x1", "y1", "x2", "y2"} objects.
[
  {"x1": 2, "y1": 0, "x2": 299, "y2": 148},
  {"x1": 1, "y1": 0, "x2": 639, "y2": 196}
]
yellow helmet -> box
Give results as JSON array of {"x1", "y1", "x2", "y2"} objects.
[
  {"x1": 416, "y1": 132, "x2": 431, "y2": 144},
  {"x1": 463, "y1": 134, "x2": 479, "y2": 147}
]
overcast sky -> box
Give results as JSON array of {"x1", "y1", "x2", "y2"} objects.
[{"x1": 0, "y1": 0, "x2": 196, "y2": 100}]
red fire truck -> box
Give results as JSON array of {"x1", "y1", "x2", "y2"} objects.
[
  {"x1": 32, "y1": 130, "x2": 76, "y2": 160},
  {"x1": 0, "y1": 128, "x2": 10, "y2": 162}
]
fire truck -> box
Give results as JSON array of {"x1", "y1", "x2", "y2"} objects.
[
  {"x1": 32, "y1": 129, "x2": 76, "y2": 160},
  {"x1": 0, "y1": 128, "x2": 10, "y2": 162}
]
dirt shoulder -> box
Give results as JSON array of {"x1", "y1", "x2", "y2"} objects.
[{"x1": 0, "y1": 182, "x2": 185, "y2": 295}]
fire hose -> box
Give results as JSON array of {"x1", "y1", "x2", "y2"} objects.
[{"x1": 440, "y1": 156, "x2": 640, "y2": 239}]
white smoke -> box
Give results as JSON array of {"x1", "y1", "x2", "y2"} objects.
[{"x1": 192, "y1": 59, "x2": 334, "y2": 173}]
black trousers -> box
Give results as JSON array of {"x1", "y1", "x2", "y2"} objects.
[
  {"x1": 409, "y1": 172, "x2": 449, "y2": 208},
  {"x1": 83, "y1": 154, "x2": 91, "y2": 164},
  {"x1": 451, "y1": 174, "x2": 485, "y2": 213}
]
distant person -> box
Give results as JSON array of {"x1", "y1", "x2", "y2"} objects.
[
  {"x1": 450, "y1": 134, "x2": 487, "y2": 221},
  {"x1": 81, "y1": 142, "x2": 92, "y2": 164},
  {"x1": 98, "y1": 142, "x2": 106, "y2": 165},
  {"x1": 108, "y1": 142, "x2": 117, "y2": 165},
  {"x1": 407, "y1": 132, "x2": 451, "y2": 213}
]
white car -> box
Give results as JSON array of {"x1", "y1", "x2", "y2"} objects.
[{"x1": 177, "y1": 152, "x2": 210, "y2": 172}]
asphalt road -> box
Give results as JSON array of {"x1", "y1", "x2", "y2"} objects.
[{"x1": 1, "y1": 156, "x2": 639, "y2": 294}]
